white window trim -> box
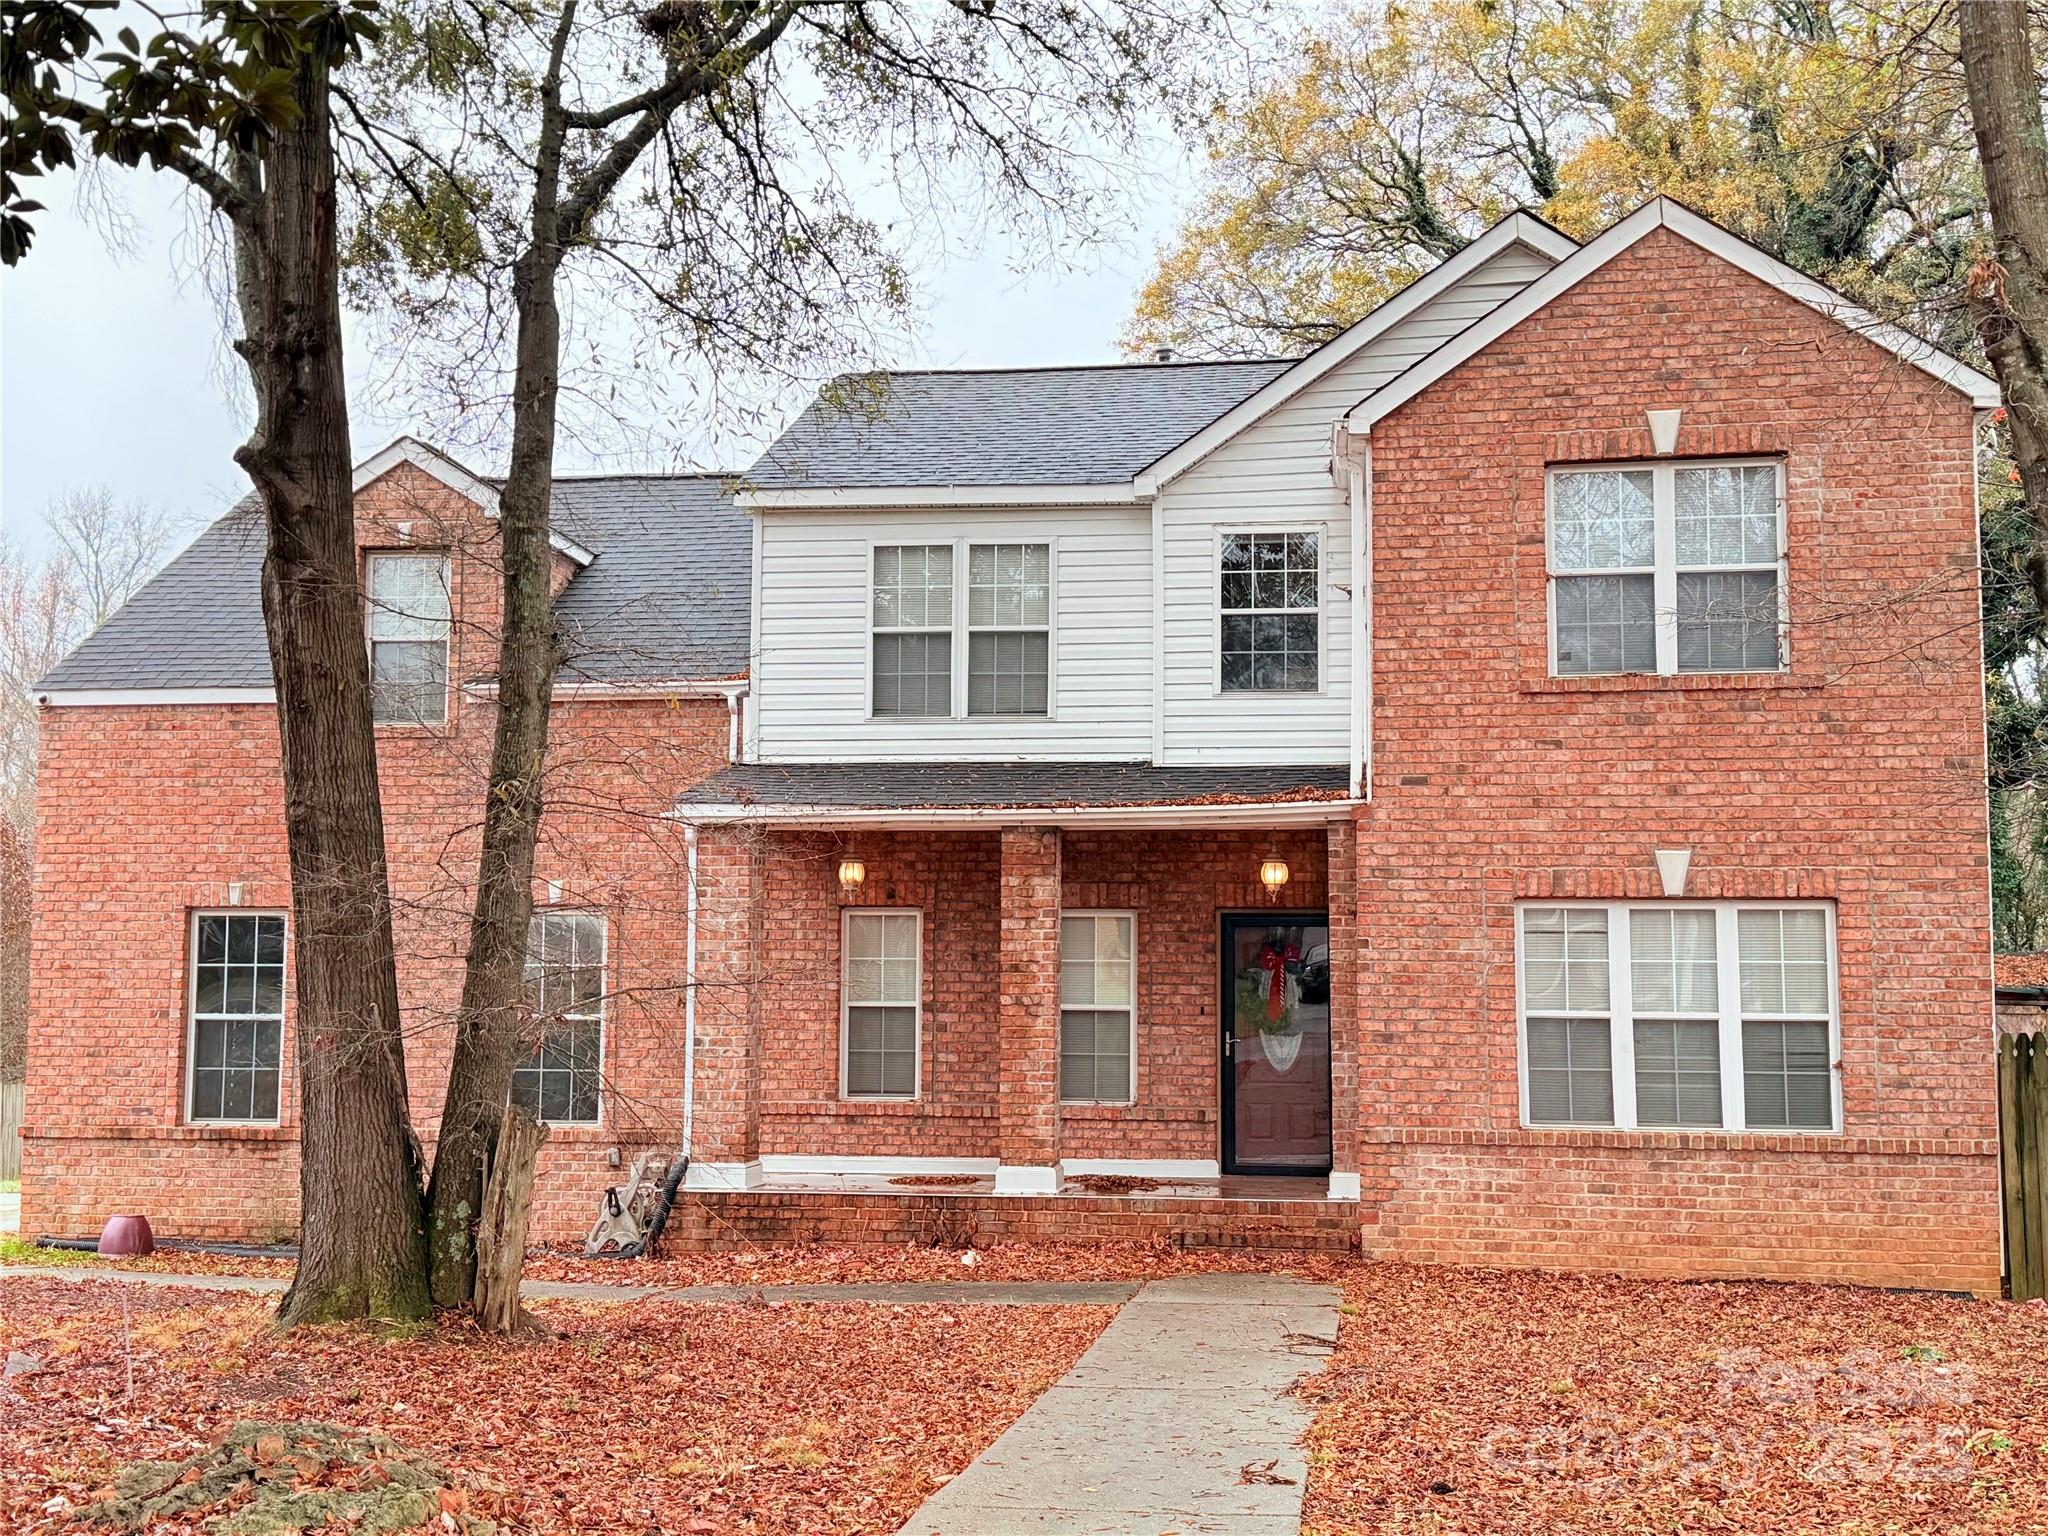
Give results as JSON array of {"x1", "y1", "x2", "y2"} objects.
[
  {"x1": 1545, "y1": 457, "x2": 1787, "y2": 678},
  {"x1": 840, "y1": 906, "x2": 923, "y2": 1101},
  {"x1": 364, "y1": 549, "x2": 453, "y2": 727},
  {"x1": 1059, "y1": 908, "x2": 1139, "y2": 1107},
  {"x1": 519, "y1": 908, "x2": 609, "y2": 1128},
  {"x1": 1514, "y1": 899, "x2": 1840, "y2": 1134},
  {"x1": 184, "y1": 908, "x2": 288, "y2": 1128},
  {"x1": 1212, "y1": 523, "x2": 1329, "y2": 698},
  {"x1": 866, "y1": 540, "x2": 1058, "y2": 722}
]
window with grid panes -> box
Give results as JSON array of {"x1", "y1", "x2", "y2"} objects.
[
  {"x1": 872, "y1": 545, "x2": 953, "y2": 717},
  {"x1": 187, "y1": 912, "x2": 286, "y2": 1122},
  {"x1": 511, "y1": 910, "x2": 606, "y2": 1124},
  {"x1": 967, "y1": 543, "x2": 1050, "y2": 715},
  {"x1": 1219, "y1": 531, "x2": 1320, "y2": 691},
  {"x1": 365, "y1": 552, "x2": 451, "y2": 724},
  {"x1": 843, "y1": 910, "x2": 919, "y2": 1097},
  {"x1": 1059, "y1": 913, "x2": 1135, "y2": 1103}
]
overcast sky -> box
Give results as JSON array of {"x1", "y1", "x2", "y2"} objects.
[{"x1": 1, "y1": 130, "x2": 1200, "y2": 565}]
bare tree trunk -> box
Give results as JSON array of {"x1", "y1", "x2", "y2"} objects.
[
  {"x1": 1961, "y1": 0, "x2": 2048, "y2": 610},
  {"x1": 423, "y1": 5, "x2": 576, "y2": 1312},
  {"x1": 233, "y1": 48, "x2": 430, "y2": 1325},
  {"x1": 472, "y1": 1102, "x2": 549, "y2": 1333}
]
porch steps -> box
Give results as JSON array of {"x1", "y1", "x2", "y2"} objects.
[{"x1": 669, "y1": 1187, "x2": 1363, "y2": 1255}]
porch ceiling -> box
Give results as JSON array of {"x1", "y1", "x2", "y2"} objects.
[{"x1": 672, "y1": 761, "x2": 1354, "y2": 828}]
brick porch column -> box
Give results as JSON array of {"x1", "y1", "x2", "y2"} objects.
[
  {"x1": 682, "y1": 826, "x2": 765, "y2": 1191},
  {"x1": 1327, "y1": 818, "x2": 1362, "y2": 1201},
  {"x1": 996, "y1": 824, "x2": 1062, "y2": 1194}
]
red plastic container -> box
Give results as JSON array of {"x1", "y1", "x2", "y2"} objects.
[{"x1": 97, "y1": 1214, "x2": 154, "y2": 1257}]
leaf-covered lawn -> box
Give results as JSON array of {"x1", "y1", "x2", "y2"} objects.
[
  {"x1": 1301, "y1": 1264, "x2": 2048, "y2": 1535},
  {"x1": 0, "y1": 1278, "x2": 1110, "y2": 1534}
]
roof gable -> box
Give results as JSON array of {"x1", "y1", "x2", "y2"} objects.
[
  {"x1": 356, "y1": 437, "x2": 596, "y2": 566},
  {"x1": 1346, "y1": 197, "x2": 2000, "y2": 432}
]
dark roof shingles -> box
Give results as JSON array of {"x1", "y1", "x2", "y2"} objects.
[
  {"x1": 676, "y1": 761, "x2": 1350, "y2": 810},
  {"x1": 744, "y1": 360, "x2": 1291, "y2": 490}
]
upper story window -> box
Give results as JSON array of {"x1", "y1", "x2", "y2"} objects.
[
  {"x1": 365, "y1": 551, "x2": 451, "y2": 725},
  {"x1": 967, "y1": 543, "x2": 1050, "y2": 716},
  {"x1": 1548, "y1": 460, "x2": 1784, "y2": 677},
  {"x1": 1219, "y1": 530, "x2": 1319, "y2": 692},
  {"x1": 872, "y1": 542, "x2": 1051, "y2": 719},
  {"x1": 187, "y1": 911, "x2": 285, "y2": 1123},
  {"x1": 1517, "y1": 901, "x2": 1837, "y2": 1133},
  {"x1": 512, "y1": 909, "x2": 606, "y2": 1125}
]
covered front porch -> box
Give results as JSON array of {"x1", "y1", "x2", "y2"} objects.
[{"x1": 672, "y1": 762, "x2": 1362, "y2": 1246}]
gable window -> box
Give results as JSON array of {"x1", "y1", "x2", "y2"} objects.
[
  {"x1": 187, "y1": 912, "x2": 285, "y2": 1123},
  {"x1": 1548, "y1": 460, "x2": 1783, "y2": 677},
  {"x1": 1518, "y1": 902, "x2": 1836, "y2": 1132},
  {"x1": 843, "y1": 909, "x2": 919, "y2": 1098},
  {"x1": 365, "y1": 551, "x2": 451, "y2": 724},
  {"x1": 511, "y1": 910, "x2": 606, "y2": 1125},
  {"x1": 872, "y1": 545, "x2": 953, "y2": 718},
  {"x1": 1219, "y1": 531, "x2": 1319, "y2": 691},
  {"x1": 1060, "y1": 912, "x2": 1135, "y2": 1103},
  {"x1": 967, "y1": 543, "x2": 1051, "y2": 716}
]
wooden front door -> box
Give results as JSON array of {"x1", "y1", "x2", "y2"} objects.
[{"x1": 1220, "y1": 912, "x2": 1333, "y2": 1175}]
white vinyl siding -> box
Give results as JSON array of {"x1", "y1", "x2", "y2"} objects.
[
  {"x1": 756, "y1": 509, "x2": 1148, "y2": 761},
  {"x1": 1517, "y1": 901, "x2": 1839, "y2": 1133},
  {"x1": 1158, "y1": 241, "x2": 1555, "y2": 762},
  {"x1": 1060, "y1": 912, "x2": 1136, "y2": 1103},
  {"x1": 186, "y1": 911, "x2": 286, "y2": 1124},
  {"x1": 1548, "y1": 459, "x2": 1785, "y2": 677},
  {"x1": 843, "y1": 909, "x2": 921, "y2": 1099},
  {"x1": 365, "y1": 551, "x2": 451, "y2": 725}
]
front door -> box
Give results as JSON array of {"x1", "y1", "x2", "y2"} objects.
[{"x1": 1221, "y1": 913, "x2": 1333, "y2": 1175}]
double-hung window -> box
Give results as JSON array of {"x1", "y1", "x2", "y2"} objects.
[
  {"x1": 872, "y1": 545, "x2": 954, "y2": 718},
  {"x1": 187, "y1": 912, "x2": 285, "y2": 1123},
  {"x1": 967, "y1": 543, "x2": 1051, "y2": 715},
  {"x1": 872, "y1": 542, "x2": 1051, "y2": 718},
  {"x1": 1059, "y1": 912, "x2": 1136, "y2": 1103},
  {"x1": 1219, "y1": 530, "x2": 1320, "y2": 691},
  {"x1": 843, "y1": 909, "x2": 920, "y2": 1098},
  {"x1": 512, "y1": 910, "x2": 606, "y2": 1125},
  {"x1": 365, "y1": 551, "x2": 451, "y2": 724},
  {"x1": 1549, "y1": 460, "x2": 1784, "y2": 676},
  {"x1": 1518, "y1": 902, "x2": 1837, "y2": 1132}
]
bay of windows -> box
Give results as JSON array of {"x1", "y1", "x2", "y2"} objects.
[{"x1": 1518, "y1": 901, "x2": 1836, "y2": 1132}]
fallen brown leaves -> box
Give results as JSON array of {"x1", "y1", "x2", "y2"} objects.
[
  {"x1": 1298, "y1": 1264, "x2": 2048, "y2": 1535},
  {"x1": 0, "y1": 1277, "x2": 1109, "y2": 1534}
]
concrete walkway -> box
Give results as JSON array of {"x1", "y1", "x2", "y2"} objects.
[
  {"x1": 0, "y1": 1192, "x2": 19, "y2": 1233},
  {"x1": 0, "y1": 1264, "x2": 1136, "y2": 1308},
  {"x1": 896, "y1": 1273, "x2": 1339, "y2": 1536}
]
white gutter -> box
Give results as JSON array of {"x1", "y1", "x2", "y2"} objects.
[
  {"x1": 737, "y1": 482, "x2": 1143, "y2": 511},
  {"x1": 461, "y1": 678, "x2": 747, "y2": 702},
  {"x1": 38, "y1": 686, "x2": 278, "y2": 707},
  {"x1": 668, "y1": 798, "x2": 1355, "y2": 830},
  {"x1": 1359, "y1": 437, "x2": 1375, "y2": 801}
]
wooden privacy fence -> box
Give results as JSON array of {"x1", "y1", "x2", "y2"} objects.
[
  {"x1": 0, "y1": 1081, "x2": 21, "y2": 1182},
  {"x1": 2003, "y1": 1031, "x2": 2048, "y2": 1300}
]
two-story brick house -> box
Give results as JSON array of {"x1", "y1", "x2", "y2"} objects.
[{"x1": 27, "y1": 198, "x2": 2006, "y2": 1291}]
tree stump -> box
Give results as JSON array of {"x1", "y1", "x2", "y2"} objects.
[{"x1": 472, "y1": 1102, "x2": 548, "y2": 1334}]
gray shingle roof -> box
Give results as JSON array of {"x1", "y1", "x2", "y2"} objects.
[
  {"x1": 37, "y1": 474, "x2": 751, "y2": 692},
  {"x1": 676, "y1": 761, "x2": 1350, "y2": 809},
  {"x1": 744, "y1": 359, "x2": 1292, "y2": 489}
]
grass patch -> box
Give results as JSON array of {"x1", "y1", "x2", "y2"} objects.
[
  {"x1": 0, "y1": 1235, "x2": 97, "y2": 1267},
  {"x1": 0, "y1": 1177, "x2": 20, "y2": 1194}
]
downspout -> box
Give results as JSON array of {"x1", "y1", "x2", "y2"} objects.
[{"x1": 1344, "y1": 431, "x2": 1373, "y2": 800}]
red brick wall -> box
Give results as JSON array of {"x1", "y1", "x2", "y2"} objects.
[
  {"x1": 1353, "y1": 225, "x2": 2000, "y2": 1292},
  {"x1": 25, "y1": 463, "x2": 730, "y2": 1242}
]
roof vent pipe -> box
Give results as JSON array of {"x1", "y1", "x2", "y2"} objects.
[{"x1": 1152, "y1": 345, "x2": 1175, "y2": 363}]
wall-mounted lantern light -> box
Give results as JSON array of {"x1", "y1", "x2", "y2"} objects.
[
  {"x1": 1259, "y1": 859, "x2": 1291, "y2": 900},
  {"x1": 838, "y1": 859, "x2": 867, "y2": 897}
]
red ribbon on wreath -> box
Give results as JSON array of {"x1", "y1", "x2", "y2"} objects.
[{"x1": 1257, "y1": 938, "x2": 1300, "y2": 1024}]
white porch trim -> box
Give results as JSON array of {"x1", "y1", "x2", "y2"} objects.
[
  {"x1": 671, "y1": 798, "x2": 1356, "y2": 830},
  {"x1": 993, "y1": 1164, "x2": 1062, "y2": 1196},
  {"x1": 1061, "y1": 1157, "x2": 1222, "y2": 1181},
  {"x1": 683, "y1": 1159, "x2": 764, "y2": 1192},
  {"x1": 1326, "y1": 1171, "x2": 1362, "y2": 1202},
  {"x1": 756, "y1": 1154, "x2": 996, "y2": 1180}
]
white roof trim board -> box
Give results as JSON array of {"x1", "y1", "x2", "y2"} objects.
[
  {"x1": 1132, "y1": 211, "x2": 1580, "y2": 496},
  {"x1": 355, "y1": 436, "x2": 597, "y2": 566},
  {"x1": 38, "y1": 686, "x2": 278, "y2": 708},
  {"x1": 735, "y1": 481, "x2": 1144, "y2": 511},
  {"x1": 671, "y1": 799, "x2": 1355, "y2": 829},
  {"x1": 1345, "y1": 196, "x2": 2001, "y2": 431}
]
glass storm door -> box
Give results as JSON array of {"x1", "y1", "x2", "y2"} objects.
[{"x1": 1221, "y1": 914, "x2": 1333, "y2": 1174}]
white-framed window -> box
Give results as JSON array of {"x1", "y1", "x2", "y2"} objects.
[
  {"x1": 967, "y1": 543, "x2": 1051, "y2": 716},
  {"x1": 511, "y1": 909, "x2": 606, "y2": 1125},
  {"x1": 1517, "y1": 901, "x2": 1838, "y2": 1133},
  {"x1": 186, "y1": 911, "x2": 286, "y2": 1124},
  {"x1": 1059, "y1": 911, "x2": 1136, "y2": 1104},
  {"x1": 871, "y1": 545, "x2": 954, "y2": 718},
  {"x1": 1219, "y1": 529, "x2": 1320, "y2": 692},
  {"x1": 1548, "y1": 459, "x2": 1785, "y2": 677},
  {"x1": 842, "y1": 908, "x2": 920, "y2": 1098},
  {"x1": 365, "y1": 551, "x2": 452, "y2": 724}
]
